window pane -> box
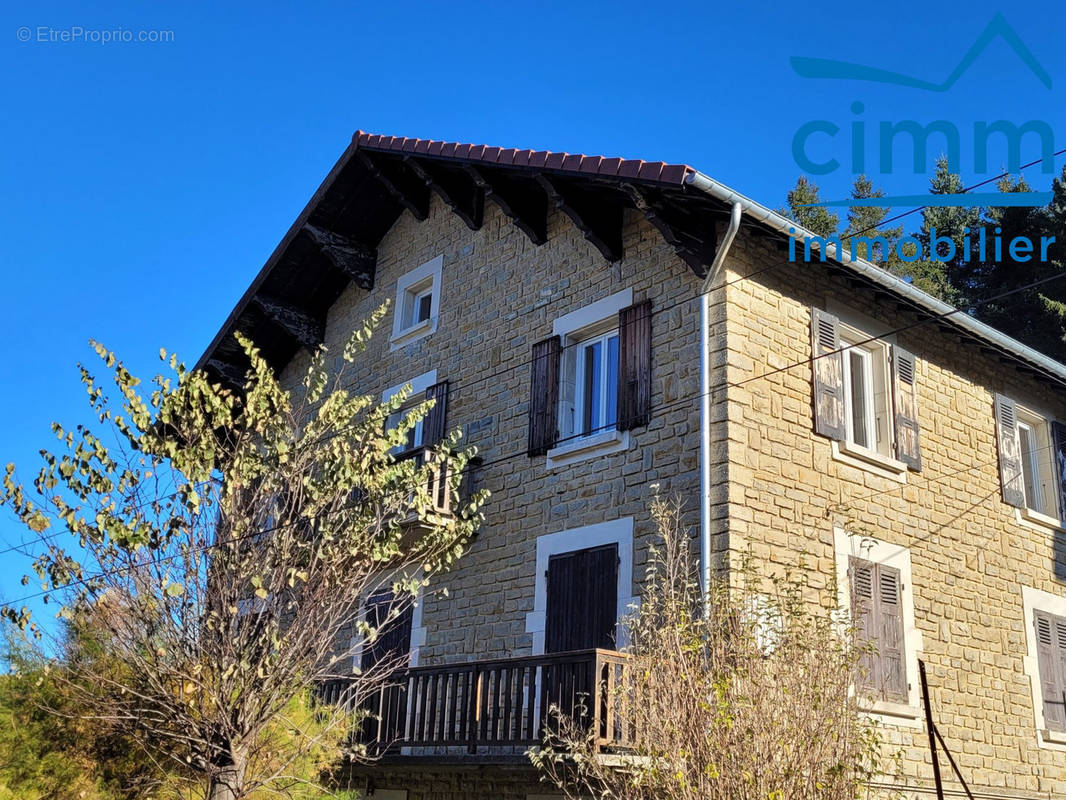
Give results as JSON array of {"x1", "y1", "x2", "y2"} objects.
[
  {"x1": 1019, "y1": 424, "x2": 1044, "y2": 513},
  {"x1": 416, "y1": 292, "x2": 432, "y2": 323},
  {"x1": 582, "y1": 341, "x2": 602, "y2": 435},
  {"x1": 849, "y1": 351, "x2": 869, "y2": 448},
  {"x1": 605, "y1": 334, "x2": 619, "y2": 428}
]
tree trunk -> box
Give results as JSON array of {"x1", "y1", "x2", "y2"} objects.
[{"x1": 207, "y1": 749, "x2": 246, "y2": 800}]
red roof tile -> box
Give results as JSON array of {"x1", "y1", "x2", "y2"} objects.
[{"x1": 352, "y1": 130, "x2": 693, "y2": 186}]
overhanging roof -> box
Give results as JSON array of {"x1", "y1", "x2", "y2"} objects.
[{"x1": 195, "y1": 130, "x2": 1066, "y2": 391}]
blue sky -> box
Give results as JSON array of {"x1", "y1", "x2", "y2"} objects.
[{"x1": 1, "y1": 0, "x2": 1062, "y2": 626}]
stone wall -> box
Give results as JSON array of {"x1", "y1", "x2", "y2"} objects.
[{"x1": 722, "y1": 233, "x2": 1066, "y2": 798}]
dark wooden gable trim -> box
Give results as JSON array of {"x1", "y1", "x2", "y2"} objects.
[
  {"x1": 464, "y1": 164, "x2": 548, "y2": 245},
  {"x1": 404, "y1": 156, "x2": 485, "y2": 231},
  {"x1": 301, "y1": 224, "x2": 376, "y2": 290},
  {"x1": 623, "y1": 184, "x2": 718, "y2": 277},
  {"x1": 535, "y1": 173, "x2": 624, "y2": 263},
  {"x1": 355, "y1": 150, "x2": 430, "y2": 221},
  {"x1": 250, "y1": 294, "x2": 326, "y2": 352}
]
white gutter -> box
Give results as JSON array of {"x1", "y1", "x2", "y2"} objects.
[
  {"x1": 699, "y1": 201, "x2": 742, "y2": 617},
  {"x1": 684, "y1": 170, "x2": 1066, "y2": 387}
]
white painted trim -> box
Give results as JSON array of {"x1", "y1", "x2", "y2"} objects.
[
  {"x1": 546, "y1": 428, "x2": 629, "y2": 468},
  {"x1": 831, "y1": 440, "x2": 908, "y2": 482},
  {"x1": 1020, "y1": 584, "x2": 1066, "y2": 750},
  {"x1": 525, "y1": 517, "x2": 636, "y2": 655},
  {"x1": 552, "y1": 287, "x2": 632, "y2": 339},
  {"x1": 833, "y1": 526, "x2": 923, "y2": 727},
  {"x1": 390, "y1": 254, "x2": 442, "y2": 349},
  {"x1": 381, "y1": 369, "x2": 438, "y2": 404}
]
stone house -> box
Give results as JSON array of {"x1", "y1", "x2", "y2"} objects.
[{"x1": 197, "y1": 131, "x2": 1066, "y2": 799}]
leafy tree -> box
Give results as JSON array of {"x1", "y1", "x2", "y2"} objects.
[
  {"x1": 1, "y1": 304, "x2": 485, "y2": 799},
  {"x1": 531, "y1": 495, "x2": 892, "y2": 800}
]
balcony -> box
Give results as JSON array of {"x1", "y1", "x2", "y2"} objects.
[{"x1": 317, "y1": 648, "x2": 632, "y2": 758}]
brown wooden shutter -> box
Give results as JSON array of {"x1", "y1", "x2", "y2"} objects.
[
  {"x1": 528, "y1": 336, "x2": 561, "y2": 456},
  {"x1": 891, "y1": 346, "x2": 922, "y2": 471},
  {"x1": 361, "y1": 592, "x2": 414, "y2": 672},
  {"x1": 811, "y1": 307, "x2": 845, "y2": 441},
  {"x1": 1051, "y1": 421, "x2": 1066, "y2": 521},
  {"x1": 850, "y1": 558, "x2": 907, "y2": 703},
  {"x1": 545, "y1": 544, "x2": 619, "y2": 653},
  {"x1": 877, "y1": 564, "x2": 907, "y2": 703},
  {"x1": 994, "y1": 393, "x2": 1025, "y2": 508},
  {"x1": 422, "y1": 381, "x2": 448, "y2": 446},
  {"x1": 617, "y1": 300, "x2": 652, "y2": 431},
  {"x1": 1034, "y1": 610, "x2": 1066, "y2": 731}
]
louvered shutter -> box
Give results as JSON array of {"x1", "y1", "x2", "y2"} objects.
[
  {"x1": 877, "y1": 565, "x2": 907, "y2": 702},
  {"x1": 617, "y1": 300, "x2": 652, "y2": 431},
  {"x1": 528, "y1": 336, "x2": 561, "y2": 456},
  {"x1": 811, "y1": 308, "x2": 846, "y2": 440},
  {"x1": 851, "y1": 558, "x2": 907, "y2": 703},
  {"x1": 994, "y1": 393, "x2": 1025, "y2": 508},
  {"x1": 361, "y1": 592, "x2": 413, "y2": 672},
  {"x1": 891, "y1": 346, "x2": 922, "y2": 471},
  {"x1": 850, "y1": 558, "x2": 877, "y2": 692},
  {"x1": 421, "y1": 381, "x2": 448, "y2": 446},
  {"x1": 1051, "y1": 421, "x2": 1066, "y2": 521},
  {"x1": 1034, "y1": 611, "x2": 1066, "y2": 731}
]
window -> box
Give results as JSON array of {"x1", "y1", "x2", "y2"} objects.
[
  {"x1": 1021, "y1": 586, "x2": 1066, "y2": 746},
  {"x1": 849, "y1": 557, "x2": 907, "y2": 704},
  {"x1": 810, "y1": 307, "x2": 922, "y2": 474},
  {"x1": 1018, "y1": 410, "x2": 1056, "y2": 518},
  {"x1": 390, "y1": 255, "x2": 442, "y2": 348},
  {"x1": 834, "y1": 528, "x2": 922, "y2": 723},
  {"x1": 994, "y1": 394, "x2": 1064, "y2": 524},
  {"x1": 528, "y1": 289, "x2": 650, "y2": 467},
  {"x1": 840, "y1": 328, "x2": 893, "y2": 460},
  {"x1": 574, "y1": 330, "x2": 619, "y2": 437}
]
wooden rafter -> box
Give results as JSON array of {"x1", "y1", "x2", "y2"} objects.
[
  {"x1": 464, "y1": 165, "x2": 547, "y2": 245},
  {"x1": 622, "y1": 184, "x2": 717, "y2": 277},
  {"x1": 404, "y1": 157, "x2": 484, "y2": 231},
  {"x1": 356, "y1": 151, "x2": 430, "y2": 221},
  {"x1": 251, "y1": 294, "x2": 325, "y2": 351},
  {"x1": 302, "y1": 224, "x2": 376, "y2": 290},
  {"x1": 536, "y1": 174, "x2": 623, "y2": 263},
  {"x1": 206, "y1": 358, "x2": 248, "y2": 389}
]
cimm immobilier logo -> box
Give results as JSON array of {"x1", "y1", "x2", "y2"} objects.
[{"x1": 788, "y1": 12, "x2": 1056, "y2": 265}]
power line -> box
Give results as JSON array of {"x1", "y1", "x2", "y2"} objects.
[{"x1": 6, "y1": 264, "x2": 1066, "y2": 611}]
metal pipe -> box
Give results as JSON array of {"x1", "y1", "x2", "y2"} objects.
[
  {"x1": 684, "y1": 171, "x2": 1066, "y2": 387},
  {"x1": 699, "y1": 201, "x2": 742, "y2": 617}
]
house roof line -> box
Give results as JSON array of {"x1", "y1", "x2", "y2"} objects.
[
  {"x1": 194, "y1": 129, "x2": 1066, "y2": 390},
  {"x1": 684, "y1": 169, "x2": 1066, "y2": 388}
]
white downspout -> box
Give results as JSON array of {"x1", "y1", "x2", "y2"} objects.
[{"x1": 699, "y1": 201, "x2": 743, "y2": 617}]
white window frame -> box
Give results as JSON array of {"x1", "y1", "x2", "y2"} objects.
[
  {"x1": 382, "y1": 370, "x2": 437, "y2": 455},
  {"x1": 390, "y1": 255, "x2": 442, "y2": 350},
  {"x1": 525, "y1": 517, "x2": 637, "y2": 656},
  {"x1": 1014, "y1": 406, "x2": 1060, "y2": 527},
  {"x1": 833, "y1": 527, "x2": 923, "y2": 726},
  {"x1": 825, "y1": 303, "x2": 908, "y2": 481},
  {"x1": 1020, "y1": 585, "x2": 1066, "y2": 748},
  {"x1": 574, "y1": 329, "x2": 620, "y2": 438},
  {"x1": 547, "y1": 289, "x2": 632, "y2": 468}
]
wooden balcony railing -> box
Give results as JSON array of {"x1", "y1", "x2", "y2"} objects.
[
  {"x1": 317, "y1": 648, "x2": 632, "y2": 754},
  {"x1": 394, "y1": 445, "x2": 452, "y2": 516}
]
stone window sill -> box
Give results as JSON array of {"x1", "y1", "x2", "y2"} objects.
[
  {"x1": 1017, "y1": 506, "x2": 1065, "y2": 533},
  {"x1": 861, "y1": 697, "x2": 922, "y2": 726},
  {"x1": 390, "y1": 317, "x2": 435, "y2": 350},
  {"x1": 546, "y1": 428, "x2": 628, "y2": 468},
  {"x1": 1043, "y1": 728, "x2": 1066, "y2": 745},
  {"x1": 832, "y1": 440, "x2": 908, "y2": 482}
]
